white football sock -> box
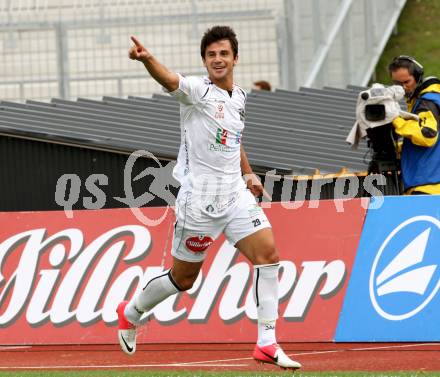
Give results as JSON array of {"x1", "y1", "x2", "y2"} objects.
[
  {"x1": 253, "y1": 263, "x2": 279, "y2": 346},
  {"x1": 125, "y1": 270, "x2": 181, "y2": 326},
  {"x1": 258, "y1": 320, "x2": 277, "y2": 347}
]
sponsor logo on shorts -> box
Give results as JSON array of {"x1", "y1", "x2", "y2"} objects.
[{"x1": 185, "y1": 235, "x2": 214, "y2": 253}]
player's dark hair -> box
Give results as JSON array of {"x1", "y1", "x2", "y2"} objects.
[{"x1": 200, "y1": 26, "x2": 238, "y2": 59}]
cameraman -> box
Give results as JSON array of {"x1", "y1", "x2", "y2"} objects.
[{"x1": 388, "y1": 55, "x2": 440, "y2": 194}]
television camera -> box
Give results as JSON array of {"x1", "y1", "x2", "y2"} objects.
[{"x1": 347, "y1": 83, "x2": 419, "y2": 194}]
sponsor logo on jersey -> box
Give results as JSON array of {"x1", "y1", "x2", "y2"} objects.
[{"x1": 208, "y1": 143, "x2": 236, "y2": 153}]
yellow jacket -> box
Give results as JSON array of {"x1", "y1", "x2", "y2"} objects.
[{"x1": 392, "y1": 79, "x2": 440, "y2": 194}]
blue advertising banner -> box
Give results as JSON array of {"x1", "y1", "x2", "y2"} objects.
[{"x1": 335, "y1": 195, "x2": 440, "y2": 341}]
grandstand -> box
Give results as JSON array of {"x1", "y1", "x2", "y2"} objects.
[
  {"x1": 0, "y1": 85, "x2": 369, "y2": 174},
  {"x1": 0, "y1": 84, "x2": 400, "y2": 211}
]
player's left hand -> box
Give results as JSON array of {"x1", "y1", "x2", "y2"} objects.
[{"x1": 245, "y1": 173, "x2": 268, "y2": 199}]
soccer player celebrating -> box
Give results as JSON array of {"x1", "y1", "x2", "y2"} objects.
[{"x1": 117, "y1": 25, "x2": 301, "y2": 371}]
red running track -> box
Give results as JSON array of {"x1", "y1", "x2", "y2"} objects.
[{"x1": 1, "y1": 343, "x2": 440, "y2": 373}]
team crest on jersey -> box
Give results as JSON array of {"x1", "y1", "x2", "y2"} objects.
[{"x1": 215, "y1": 104, "x2": 225, "y2": 119}]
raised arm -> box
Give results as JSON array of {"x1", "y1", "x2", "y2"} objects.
[{"x1": 129, "y1": 36, "x2": 179, "y2": 92}]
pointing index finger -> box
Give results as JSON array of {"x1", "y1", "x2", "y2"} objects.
[{"x1": 130, "y1": 35, "x2": 143, "y2": 48}]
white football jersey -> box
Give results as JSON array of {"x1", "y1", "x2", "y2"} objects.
[{"x1": 169, "y1": 74, "x2": 247, "y2": 197}]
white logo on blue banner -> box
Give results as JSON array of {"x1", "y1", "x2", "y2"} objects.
[
  {"x1": 370, "y1": 216, "x2": 440, "y2": 320},
  {"x1": 335, "y1": 196, "x2": 440, "y2": 341}
]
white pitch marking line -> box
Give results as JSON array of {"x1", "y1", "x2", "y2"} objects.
[
  {"x1": 175, "y1": 349, "x2": 341, "y2": 364},
  {"x1": 173, "y1": 355, "x2": 254, "y2": 364},
  {"x1": 350, "y1": 343, "x2": 440, "y2": 351},
  {"x1": 0, "y1": 364, "x2": 247, "y2": 370},
  {"x1": 0, "y1": 346, "x2": 32, "y2": 351},
  {"x1": 290, "y1": 350, "x2": 341, "y2": 357},
  {"x1": 153, "y1": 343, "x2": 440, "y2": 365},
  {"x1": 292, "y1": 343, "x2": 440, "y2": 357}
]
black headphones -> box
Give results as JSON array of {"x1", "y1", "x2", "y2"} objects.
[{"x1": 392, "y1": 55, "x2": 424, "y2": 83}]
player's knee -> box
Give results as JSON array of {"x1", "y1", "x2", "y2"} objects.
[
  {"x1": 173, "y1": 274, "x2": 198, "y2": 291},
  {"x1": 178, "y1": 277, "x2": 196, "y2": 291},
  {"x1": 255, "y1": 244, "x2": 279, "y2": 265}
]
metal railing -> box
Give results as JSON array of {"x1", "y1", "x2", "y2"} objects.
[{"x1": 0, "y1": 0, "x2": 406, "y2": 101}]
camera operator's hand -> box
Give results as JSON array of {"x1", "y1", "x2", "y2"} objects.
[
  {"x1": 398, "y1": 111, "x2": 420, "y2": 121},
  {"x1": 392, "y1": 111, "x2": 438, "y2": 148}
]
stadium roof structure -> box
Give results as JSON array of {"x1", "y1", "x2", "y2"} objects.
[{"x1": 0, "y1": 86, "x2": 369, "y2": 176}]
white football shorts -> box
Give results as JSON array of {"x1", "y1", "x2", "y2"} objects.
[{"x1": 171, "y1": 188, "x2": 271, "y2": 262}]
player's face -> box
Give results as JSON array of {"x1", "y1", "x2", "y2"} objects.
[
  {"x1": 203, "y1": 39, "x2": 238, "y2": 86},
  {"x1": 391, "y1": 67, "x2": 417, "y2": 95}
]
